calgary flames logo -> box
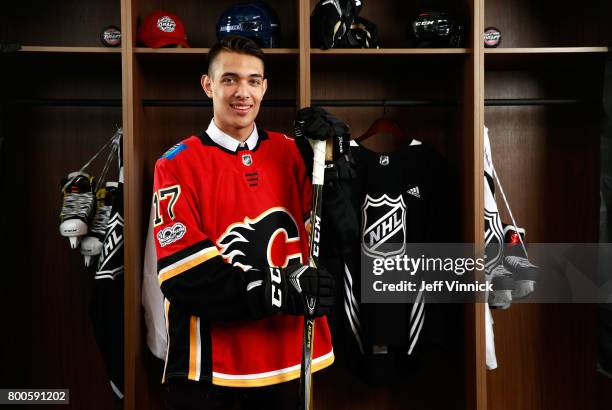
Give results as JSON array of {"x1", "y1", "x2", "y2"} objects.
[{"x1": 217, "y1": 207, "x2": 303, "y2": 271}]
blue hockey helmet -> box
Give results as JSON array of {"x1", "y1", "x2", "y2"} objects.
[{"x1": 216, "y1": 2, "x2": 280, "y2": 48}]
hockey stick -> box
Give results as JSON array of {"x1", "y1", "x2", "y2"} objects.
[{"x1": 299, "y1": 138, "x2": 332, "y2": 410}]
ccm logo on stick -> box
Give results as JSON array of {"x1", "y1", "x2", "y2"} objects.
[{"x1": 312, "y1": 215, "x2": 322, "y2": 257}]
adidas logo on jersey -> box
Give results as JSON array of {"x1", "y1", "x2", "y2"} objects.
[{"x1": 407, "y1": 186, "x2": 421, "y2": 198}]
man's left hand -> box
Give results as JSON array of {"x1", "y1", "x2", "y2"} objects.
[{"x1": 294, "y1": 107, "x2": 351, "y2": 158}]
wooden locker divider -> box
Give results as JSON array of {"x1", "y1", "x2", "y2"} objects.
[
  {"x1": 122, "y1": 0, "x2": 149, "y2": 408},
  {"x1": 299, "y1": 0, "x2": 311, "y2": 108},
  {"x1": 464, "y1": 0, "x2": 486, "y2": 409}
]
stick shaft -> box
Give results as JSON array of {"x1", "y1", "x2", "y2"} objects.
[{"x1": 299, "y1": 139, "x2": 328, "y2": 410}]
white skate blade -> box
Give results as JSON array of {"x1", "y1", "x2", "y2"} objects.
[
  {"x1": 84, "y1": 255, "x2": 92, "y2": 267},
  {"x1": 69, "y1": 236, "x2": 80, "y2": 249}
]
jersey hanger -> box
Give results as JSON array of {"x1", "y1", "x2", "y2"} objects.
[{"x1": 356, "y1": 101, "x2": 412, "y2": 144}]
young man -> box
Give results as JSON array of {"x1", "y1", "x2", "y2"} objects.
[{"x1": 153, "y1": 36, "x2": 340, "y2": 409}]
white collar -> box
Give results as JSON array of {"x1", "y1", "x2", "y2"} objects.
[{"x1": 206, "y1": 119, "x2": 259, "y2": 152}]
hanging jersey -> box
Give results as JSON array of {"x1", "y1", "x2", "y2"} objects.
[
  {"x1": 142, "y1": 204, "x2": 167, "y2": 360},
  {"x1": 91, "y1": 135, "x2": 124, "y2": 399},
  {"x1": 483, "y1": 127, "x2": 501, "y2": 368},
  {"x1": 153, "y1": 128, "x2": 333, "y2": 387},
  {"x1": 339, "y1": 139, "x2": 458, "y2": 377},
  {"x1": 484, "y1": 127, "x2": 504, "y2": 271}
]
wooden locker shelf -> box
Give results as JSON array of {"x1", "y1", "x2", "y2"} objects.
[
  {"x1": 485, "y1": 47, "x2": 609, "y2": 54},
  {"x1": 310, "y1": 48, "x2": 471, "y2": 54},
  {"x1": 18, "y1": 46, "x2": 121, "y2": 53},
  {"x1": 134, "y1": 47, "x2": 299, "y2": 54}
]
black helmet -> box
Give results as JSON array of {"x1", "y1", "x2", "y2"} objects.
[{"x1": 409, "y1": 11, "x2": 464, "y2": 47}]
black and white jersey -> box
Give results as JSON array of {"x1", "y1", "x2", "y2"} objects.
[
  {"x1": 333, "y1": 139, "x2": 459, "y2": 381},
  {"x1": 91, "y1": 137, "x2": 124, "y2": 400},
  {"x1": 484, "y1": 127, "x2": 504, "y2": 272}
]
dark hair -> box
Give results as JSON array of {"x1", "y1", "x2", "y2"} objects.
[{"x1": 207, "y1": 36, "x2": 265, "y2": 74}]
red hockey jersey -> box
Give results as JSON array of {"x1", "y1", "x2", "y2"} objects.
[{"x1": 153, "y1": 123, "x2": 333, "y2": 387}]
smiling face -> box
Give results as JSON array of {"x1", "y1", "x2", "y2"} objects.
[{"x1": 201, "y1": 50, "x2": 267, "y2": 142}]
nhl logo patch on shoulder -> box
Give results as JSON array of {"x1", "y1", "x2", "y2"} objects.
[
  {"x1": 242, "y1": 153, "x2": 253, "y2": 166},
  {"x1": 361, "y1": 194, "x2": 406, "y2": 257},
  {"x1": 379, "y1": 155, "x2": 390, "y2": 166}
]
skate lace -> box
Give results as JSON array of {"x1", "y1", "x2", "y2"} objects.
[
  {"x1": 90, "y1": 205, "x2": 112, "y2": 234},
  {"x1": 61, "y1": 192, "x2": 94, "y2": 220}
]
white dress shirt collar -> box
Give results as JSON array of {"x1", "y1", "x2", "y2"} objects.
[{"x1": 206, "y1": 119, "x2": 259, "y2": 152}]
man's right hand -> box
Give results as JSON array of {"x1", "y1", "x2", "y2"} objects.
[{"x1": 246, "y1": 264, "x2": 335, "y2": 319}]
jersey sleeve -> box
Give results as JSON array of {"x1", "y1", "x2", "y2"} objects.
[
  {"x1": 288, "y1": 135, "x2": 313, "y2": 221},
  {"x1": 152, "y1": 157, "x2": 252, "y2": 321}
]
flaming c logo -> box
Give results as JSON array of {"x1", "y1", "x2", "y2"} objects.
[{"x1": 217, "y1": 207, "x2": 303, "y2": 271}]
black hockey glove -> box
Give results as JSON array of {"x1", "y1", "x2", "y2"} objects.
[
  {"x1": 294, "y1": 107, "x2": 351, "y2": 160},
  {"x1": 246, "y1": 264, "x2": 335, "y2": 319}
]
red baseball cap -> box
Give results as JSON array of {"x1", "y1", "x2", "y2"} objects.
[{"x1": 137, "y1": 11, "x2": 190, "y2": 48}]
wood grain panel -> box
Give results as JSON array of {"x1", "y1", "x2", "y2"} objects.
[
  {"x1": 484, "y1": 0, "x2": 612, "y2": 48},
  {"x1": 311, "y1": 54, "x2": 464, "y2": 156},
  {"x1": 122, "y1": 0, "x2": 149, "y2": 407},
  {"x1": 312, "y1": 55, "x2": 465, "y2": 100},
  {"x1": 488, "y1": 304, "x2": 599, "y2": 410},
  {"x1": 2, "y1": 54, "x2": 122, "y2": 101},
  {"x1": 0, "y1": 107, "x2": 122, "y2": 410},
  {"x1": 135, "y1": 0, "x2": 298, "y2": 48},
  {"x1": 487, "y1": 106, "x2": 600, "y2": 242},
  {"x1": 466, "y1": 0, "x2": 486, "y2": 409},
  {"x1": 1, "y1": 0, "x2": 121, "y2": 46},
  {"x1": 138, "y1": 54, "x2": 297, "y2": 100},
  {"x1": 485, "y1": 63, "x2": 603, "y2": 409},
  {"x1": 484, "y1": 66, "x2": 602, "y2": 243}
]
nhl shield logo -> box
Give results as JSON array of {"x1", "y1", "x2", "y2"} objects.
[
  {"x1": 379, "y1": 155, "x2": 390, "y2": 166},
  {"x1": 361, "y1": 194, "x2": 406, "y2": 257},
  {"x1": 242, "y1": 153, "x2": 253, "y2": 166}
]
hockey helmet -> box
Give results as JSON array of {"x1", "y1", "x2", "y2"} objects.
[
  {"x1": 216, "y1": 2, "x2": 280, "y2": 48},
  {"x1": 409, "y1": 11, "x2": 464, "y2": 48}
]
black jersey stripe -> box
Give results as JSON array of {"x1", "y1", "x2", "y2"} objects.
[{"x1": 158, "y1": 239, "x2": 217, "y2": 271}]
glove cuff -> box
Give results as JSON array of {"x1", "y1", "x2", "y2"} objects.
[{"x1": 245, "y1": 267, "x2": 289, "y2": 319}]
